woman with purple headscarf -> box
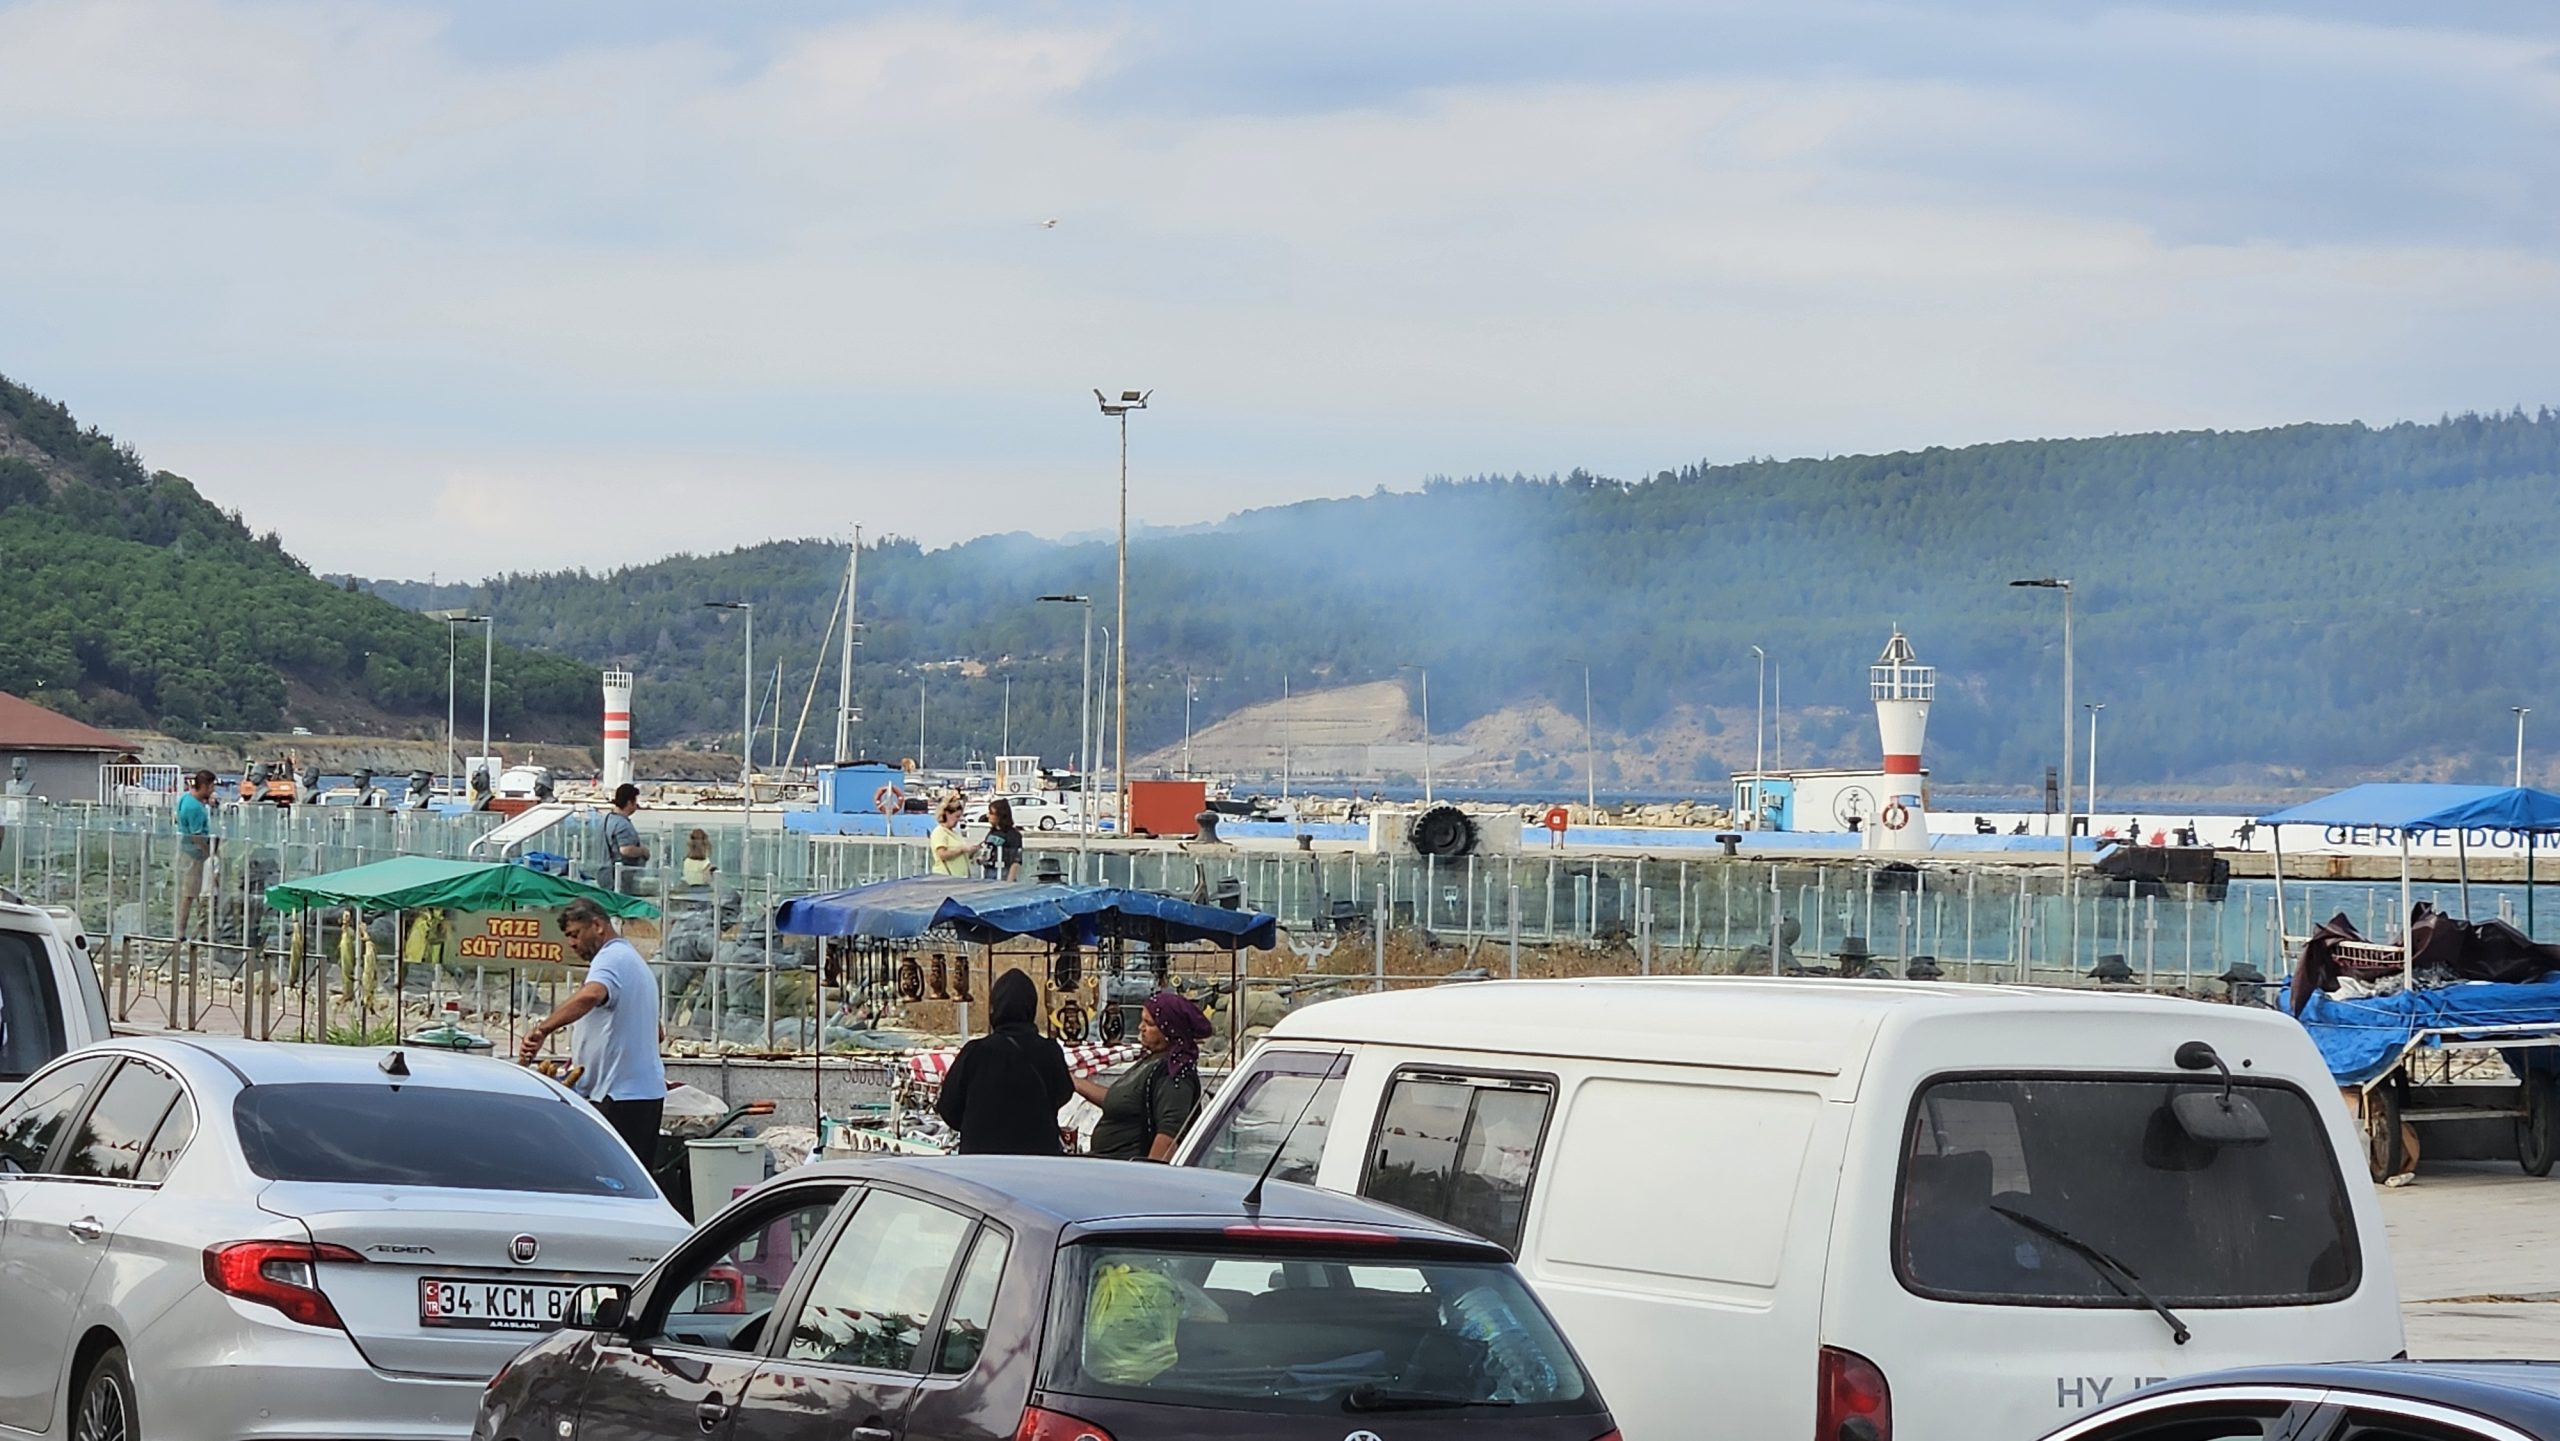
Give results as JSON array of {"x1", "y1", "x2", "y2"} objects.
[{"x1": 1076, "y1": 990, "x2": 1211, "y2": 1160}]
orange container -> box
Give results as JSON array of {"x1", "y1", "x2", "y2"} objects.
[{"x1": 1128, "y1": 780, "x2": 1209, "y2": 838}]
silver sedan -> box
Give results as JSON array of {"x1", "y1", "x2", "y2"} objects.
[{"x1": 0, "y1": 1036, "x2": 693, "y2": 1441}]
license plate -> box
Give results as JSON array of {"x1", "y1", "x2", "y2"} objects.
[{"x1": 418, "y1": 1278, "x2": 576, "y2": 1332}]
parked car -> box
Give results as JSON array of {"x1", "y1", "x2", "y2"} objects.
[
  {"x1": 1176, "y1": 977, "x2": 2403, "y2": 1441},
  {"x1": 0, "y1": 891, "x2": 109, "y2": 1105},
  {"x1": 962, "y1": 792, "x2": 1074, "y2": 833},
  {"x1": 475, "y1": 1155, "x2": 1618, "y2": 1441},
  {"x1": 2039, "y1": 1362, "x2": 2560, "y2": 1441},
  {"x1": 0, "y1": 1037, "x2": 691, "y2": 1440}
]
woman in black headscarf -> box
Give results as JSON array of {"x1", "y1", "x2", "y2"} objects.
[
  {"x1": 935, "y1": 969, "x2": 1073, "y2": 1155},
  {"x1": 1077, "y1": 991, "x2": 1213, "y2": 1161}
]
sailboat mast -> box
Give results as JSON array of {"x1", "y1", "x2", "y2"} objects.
[{"x1": 835, "y1": 527, "x2": 860, "y2": 763}]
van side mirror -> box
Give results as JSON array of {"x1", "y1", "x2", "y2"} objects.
[
  {"x1": 565, "y1": 1283, "x2": 630, "y2": 1332},
  {"x1": 2171, "y1": 1090, "x2": 2270, "y2": 1147}
]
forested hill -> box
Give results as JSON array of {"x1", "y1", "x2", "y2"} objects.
[
  {"x1": 359, "y1": 409, "x2": 2560, "y2": 789},
  {"x1": 0, "y1": 377, "x2": 596, "y2": 740}
]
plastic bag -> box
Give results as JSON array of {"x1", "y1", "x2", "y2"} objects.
[{"x1": 1083, "y1": 1263, "x2": 1183, "y2": 1384}]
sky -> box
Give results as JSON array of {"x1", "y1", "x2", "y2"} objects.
[{"x1": 2, "y1": 0, "x2": 2556, "y2": 580}]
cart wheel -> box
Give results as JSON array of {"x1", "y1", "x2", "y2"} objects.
[
  {"x1": 2517, "y1": 1076, "x2": 2560, "y2": 1177},
  {"x1": 2362, "y1": 1082, "x2": 2405, "y2": 1183}
]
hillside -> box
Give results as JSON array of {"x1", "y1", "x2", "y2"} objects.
[
  {"x1": 0, "y1": 377, "x2": 597, "y2": 741},
  {"x1": 352, "y1": 409, "x2": 2560, "y2": 789}
]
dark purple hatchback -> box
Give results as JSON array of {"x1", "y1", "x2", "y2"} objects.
[{"x1": 475, "y1": 1155, "x2": 1617, "y2": 1441}]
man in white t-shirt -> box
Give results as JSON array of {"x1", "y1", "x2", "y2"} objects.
[{"x1": 521, "y1": 897, "x2": 667, "y2": 1169}]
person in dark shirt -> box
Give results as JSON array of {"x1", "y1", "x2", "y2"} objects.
[
  {"x1": 1080, "y1": 991, "x2": 1212, "y2": 1161},
  {"x1": 935, "y1": 969, "x2": 1073, "y2": 1155},
  {"x1": 975, "y1": 797, "x2": 1025, "y2": 881}
]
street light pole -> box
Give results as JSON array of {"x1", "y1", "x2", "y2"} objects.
[
  {"x1": 1095, "y1": 389, "x2": 1150, "y2": 834},
  {"x1": 445, "y1": 621, "x2": 458, "y2": 795},
  {"x1": 1564, "y1": 658, "x2": 1597, "y2": 811},
  {"x1": 1037, "y1": 595, "x2": 1094, "y2": 878},
  {"x1": 2517, "y1": 707, "x2": 2533, "y2": 789},
  {"x1": 2013, "y1": 578, "x2": 2076, "y2": 965},
  {"x1": 2084, "y1": 702, "x2": 2104, "y2": 830},
  {"x1": 704, "y1": 602, "x2": 753, "y2": 796},
  {"x1": 1184, "y1": 675, "x2": 1194, "y2": 780},
  {"x1": 1398, "y1": 664, "x2": 1432, "y2": 804},
  {"x1": 1773, "y1": 663, "x2": 1783, "y2": 772}
]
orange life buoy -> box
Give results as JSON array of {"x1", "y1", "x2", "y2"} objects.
[
  {"x1": 874, "y1": 784, "x2": 906, "y2": 815},
  {"x1": 1882, "y1": 801, "x2": 1911, "y2": 831},
  {"x1": 1541, "y1": 805, "x2": 1571, "y2": 833}
]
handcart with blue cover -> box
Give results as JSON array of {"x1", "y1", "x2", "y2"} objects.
[{"x1": 2260, "y1": 784, "x2": 2560, "y2": 1181}]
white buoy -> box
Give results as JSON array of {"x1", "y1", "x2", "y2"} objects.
[
  {"x1": 602, "y1": 669, "x2": 635, "y2": 789},
  {"x1": 1869, "y1": 630, "x2": 1932, "y2": 853}
]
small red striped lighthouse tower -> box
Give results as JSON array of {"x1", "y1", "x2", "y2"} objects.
[
  {"x1": 602, "y1": 669, "x2": 634, "y2": 790},
  {"x1": 1869, "y1": 629, "x2": 1932, "y2": 852}
]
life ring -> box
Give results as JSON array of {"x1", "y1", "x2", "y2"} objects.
[
  {"x1": 1882, "y1": 801, "x2": 1912, "y2": 831},
  {"x1": 1541, "y1": 805, "x2": 1571, "y2": 833},
  {"x1": 874, "y1": 784, "x2": 905, "y2": 815}
]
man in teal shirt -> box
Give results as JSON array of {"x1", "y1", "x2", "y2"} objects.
[{"x1": 175, "y1": 770, "x2": 216, "y2": 938}]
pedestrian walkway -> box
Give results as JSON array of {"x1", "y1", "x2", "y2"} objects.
[{"x1": 2388, "y1": 1164, "x2": 2560, "y2": 1358}]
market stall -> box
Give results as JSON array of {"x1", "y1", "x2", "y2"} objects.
[
  {"x1": 774, "y1": 874, "x2": 1278, "y2": 1153},
  {"x1": 264, "y1": 855, "x2": 658, "y2": 1050},
  {"x1": 2262, "y1": 784, "x2": 2560, "y2": 1179}
]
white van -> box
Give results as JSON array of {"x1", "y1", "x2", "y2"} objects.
[
  {"x1": 1175, "y1": 977, "x2": 2401, "y2": 1441},
  {"x1": 0, "y1": 893, "x2": 110, "y2": 1104}
]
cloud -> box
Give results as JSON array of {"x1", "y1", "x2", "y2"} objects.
[{"x1": 1, "y1": 0, "x2": 2557, "y2": 576}]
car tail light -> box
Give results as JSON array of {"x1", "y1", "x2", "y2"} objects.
[
  {"x1": 1014, "y1": 1406, "x2": 1116, "y2": 1441},
  {"x1": 1587, "y1": 1431, "x2": 1624, "y2": 1441},
  {"x1": 203, "y1": 1240, "x2": 363, "y2": 1330},
  {"x1": 1817, "y1": 1345, "x2": 1891, "y2": 1441}
]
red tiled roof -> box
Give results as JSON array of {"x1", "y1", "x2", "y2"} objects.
[{"x1": 0, "y1": 692, "x2": 134, "y2": 752}]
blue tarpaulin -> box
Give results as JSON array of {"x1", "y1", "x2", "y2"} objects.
[
  {"x1": 773, "y1": 874, "x2": 1277, "y2": 949},
  {"x1": 2295, "y1": 978, "x2": 2560, "y2": 1085},
  {"x1": 2258, "y1": 784, "x2": 2560, "y2": 835}
]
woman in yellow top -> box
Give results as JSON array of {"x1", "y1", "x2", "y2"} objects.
[
  {"x1": 928, "y1": 794, "x2": 973, "y2": 877},
  {"x1": 681, "y1": 828, "x2": 716, "y2": 888}
]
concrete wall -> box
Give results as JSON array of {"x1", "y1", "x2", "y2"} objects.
[{"x1": 9, "y1": 750, "x2": 116, "y2": 805}]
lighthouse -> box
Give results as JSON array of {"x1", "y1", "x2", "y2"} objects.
[
  {"x1": 602, "y1": 670, "x2": 635, "y2": 790},
  {"x1": 1868, "y1": 629, "x2": 1932, "y2": 853}
]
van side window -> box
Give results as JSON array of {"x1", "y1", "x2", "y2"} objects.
[
  {"x1": 1360, "y1": 1071, "x2": 1554, "y2": 1254},
  {"x1": 1186, "y1": 1050, "x2": 1346, "y2": 1185},
  {"x1": 0, "y1": 931, "x2": 70, "y2": 1083}
]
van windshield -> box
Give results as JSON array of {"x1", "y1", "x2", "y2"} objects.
[{"x1": 1895, "y1": 1075, "x2": 2358, "y2": 1308}]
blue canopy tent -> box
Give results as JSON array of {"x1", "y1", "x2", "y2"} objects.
[
  {"x1": 774, "y1": 875, "x2": 1277, "y2": 1051},
  {"x1": 774, "y1": 875, "x2": 1279, "y2": 949},
  {"x1": 2257, "y1": 784, "x2": 2560, "y2": 981}
]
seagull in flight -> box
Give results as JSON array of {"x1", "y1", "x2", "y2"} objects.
[{"x1": 1039, "y1": 217, "x2": 1059, "y2": 229}]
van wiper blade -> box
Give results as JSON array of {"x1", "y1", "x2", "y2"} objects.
[
  {"x1": 1989, "y1": 1203, "x2": 2191, "y2": 1346},
  {"x1": 1343, "y1": 1385, "x2": 1515, "y2": 1412}
]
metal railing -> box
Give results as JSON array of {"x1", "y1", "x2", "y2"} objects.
[{"x1": 21, "y1": 796, "x2": 2552, "y2": 1058}]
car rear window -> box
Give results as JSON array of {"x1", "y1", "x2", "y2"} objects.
[
  {"x1": 1896, "y1": 1074, "x2": 2359, "y2": 1307},
  {"x1": 235, "y1": 1083, "x2": 653, "y2": 1196},
  {"x1": 1043, "y1": 1241, "x2": 1595, "y2": 1417}
]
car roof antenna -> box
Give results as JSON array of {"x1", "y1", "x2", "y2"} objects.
[
  {"x1": 379, "y1": 1049, "x2": 410, "y2": 1078},
  {"x1": 1242, "y1": 1057, "x2": 1346, "y2": 1212}
]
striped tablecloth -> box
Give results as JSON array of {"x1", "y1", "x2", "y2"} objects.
[{"x1": 901, "y1": 1041, "x2": 1139, "y2": 1088}]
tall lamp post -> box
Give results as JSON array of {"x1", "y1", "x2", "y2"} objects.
[
  {"x1": 1749, "y1": 645, "x2": 1767, "y2": 828},
  {"x1": 1038, "y1": 595, "x2": 1093, "y2": 878},
  {"x1": 2084, "y1": 702, "x2": 2105, "y2": 830},
  {"x1": 1398, "y1": 664, "x2": 1433, "y2": 804},
  {"x1": 1095, "y1": 388, "x2": 1150, "y2": 833},
  {"x1": 2012, "y1": 577, "x2": 2076, "y2": 965},
  {"x1": 1563, "y1": 657, "x2": 1597, "y2": 811},
  {"x1": 2516, "y1": 707, "x2": 2533, "y2": 789},
  {"x1": 703, "y1": 601, "x2": 754, "y2": 796},
  {"x1": 429, "y1": 611, "x2": 491, "y2": 798}
]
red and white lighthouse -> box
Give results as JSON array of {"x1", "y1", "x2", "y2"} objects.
[
  {"x1": 602, "y1": 669, "x2": 634, "y2": 790},
  {"x1": 1868, "y1": 629, "x2": 1932, "y2": 852}
]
